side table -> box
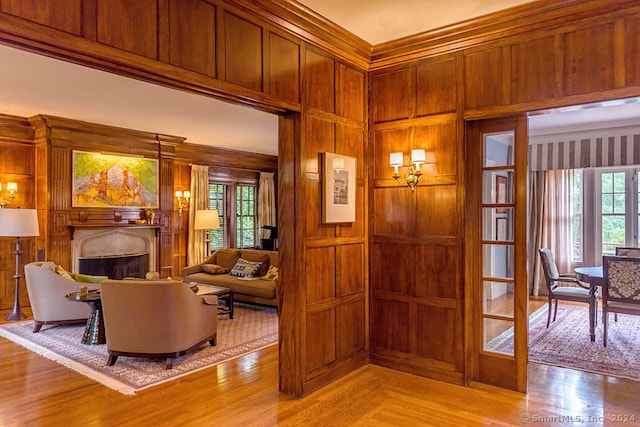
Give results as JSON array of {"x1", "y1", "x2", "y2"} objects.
[
  {"x1": 65, "y1": 290, "x2": 106, "y2": 345},
  {"x1": 194, "y1": 284, "x2": 234, "y2": 319}
]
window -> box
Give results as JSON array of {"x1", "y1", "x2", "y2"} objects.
[
  {"x1": 571, "y1": 170, "x2": 583, "y2": 262},
  {"x1": 208, "y1": 181, "x2": 258, "y2": 251},
  {"x1": 600, "y1": 171, "x2": 627, "y2": 255}
]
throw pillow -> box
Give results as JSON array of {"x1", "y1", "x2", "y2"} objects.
[
  {"x1": 202, "y1": 264, "x2": 230, "y2": 274},
  {"x1": 240, "y1": 252, "x2": 271, "y2": 277},
  {"x1": 213, "y1": 249, "x2": 242, "y2": 269},
  {"x1": 229, "y1": 258, "x2": 262, "y2": 278},
  {"x1": 262, "y1": 265, "x2": 278, "y2": 281},
  {"x1": 55, "y1": 265, "x2": 75, "y2": 281}
]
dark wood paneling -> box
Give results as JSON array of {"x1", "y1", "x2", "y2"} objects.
[
  {"x1": 268, "y1": 32, "x2": 300, "y2": 103},
  {"x1": 337, "y1": 243, "x2": 364, "y2": 296},
  {"x1": 413, "y1": 121, "x2": 457, "y2": 177},
  {"x1": 336, "y1": 64, "x2": 364, "y2": 122},
  {"x1": 416, "y1": 58, "x2": 456, "y2": 116},
  {"x1": 563, "y1": 23, "x2": 615, "y2": 96},
  {"x1": 372, "y1": 298, "x2": 410, "y2": 353},
  {"x1": 306, "y1": 246, "x2": 336, "y2": 304},
  {"x1": 0, "y1": 0, "x2": 82, "y2": 35},
  {"x1": 372, "y1": 188, "x2": 413, "y2": 236},
  {"x1": 511, "y1": 36, "x2": 557, "y2": 104},
  {"x1": 372, "y1": 69, "x2": 411, "y2": 123},
  {"x1": 305, "y1": 49, "x2": 335, "y2": 113},
  {"x1": 168, "y1": 0, "x2": 216, "y2": 77},
  {"x1": 176, "y1": 143, "x2": 277, "y2": 172},
  {"x1": 372, "y1": 243, "x2": 412, "y2": 294},
  {"x1": 625, "y1": 15, "x2": 640, "y2": 88},
  {"x1": 224, "y1": 12, "x2": 263, "y2": 92},
  {"x1": 373, "y1": 128, "x2": 411, "y2": 182},
  {"x1": 416, "y1": 304, "x2": 457, "y2": 363},
  {"x1": 415, "y1": 185, "x2": 457, "y2": 237},
  {"x1": 337, "y1": 299, "x2": 365, "y2": 357},
  {"x1": 415, "y1": 244, "x2": 458, "y2": 300},
  {"x1": 96, "y1": 0, "x2": 158, "y2": 59},
  {"x1": 464, "y1": 47, "x2": 505, "y2": 109},
  {"x1": 306, "y1": 308, "x2": 336, "y2": 373}
]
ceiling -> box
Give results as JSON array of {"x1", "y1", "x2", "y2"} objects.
[{"x1": 0, "y1": 1, "x2": 639, "y2": 155}]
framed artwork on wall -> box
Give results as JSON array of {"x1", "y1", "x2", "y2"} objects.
[
  {"x1": 496, "y1": 175, "x2": 507, "y2": 213},
  {"x1": 322, "y1": 152, "x2": 356, "y2": 224},
  {"x1": 72, "y1": 150, "x2": 159, "y2": 208}
]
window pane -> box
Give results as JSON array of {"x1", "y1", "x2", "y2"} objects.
[
  {"x1": 602, "y1": 193, "x2": 613, "y2": 214},
  {"x1": 483, "y1": 318, "x2": 514, "y2": 355},
  {"x1": 602, "y1": 216, "x2": 625, "y2": 255},
  {"x1": 209, "y1": 183, "x2": 227, "y2": 250},
  {"x1": 614, "y1": 193, "x2": 625, "y2": 213},
  {"x1": 236, "y1": 185, "x2": 256, "y2": 248},
  {"x1": 483, "y1": 132, "x2": 514, "y2": 167},
  {"x1": 613, "y1": 172, "x2": 625, "y2": 193},
  {"x1": 572, "y1": 170, "x2": 582, "y2": 261}
]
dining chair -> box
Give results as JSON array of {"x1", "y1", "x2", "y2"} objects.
[
  {"x1": 602, "y1": 255, "x2": 640, "y2": 346},
  {"x1": 615, "y1": 247, "x2": 640, "y2": 257},
  {"x1": 538, "y1": 248, "x2": 598, "y2": 330}
]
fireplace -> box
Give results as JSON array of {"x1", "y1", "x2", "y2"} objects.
[{"x1": 72, "y1": 227, "x2": 157, "y2": 279}]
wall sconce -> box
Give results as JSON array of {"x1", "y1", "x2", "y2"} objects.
[
  {"x1": 389, "y1": 149, "x2": 426, "y2": 191},
  {"x1": 0, "y1": 182, "x2": 18, "y2": 208},
  {"x1": 175, "y1": 190, "x2": 191, "y2": 214}
]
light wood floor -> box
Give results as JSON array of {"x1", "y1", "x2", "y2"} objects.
[{"x1": 1, "y1": 305, "x2": 639, "y2": 426}]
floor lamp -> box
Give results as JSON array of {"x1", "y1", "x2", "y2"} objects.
[
  {"x1": 0, "y1": 208, "x2": 40, "y2": 321},
  {"x1": 194, "y1": 209, "x2": 220, "y2": 255}
]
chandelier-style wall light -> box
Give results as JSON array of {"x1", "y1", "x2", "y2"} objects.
[
  {"x1": 175, "y1": 190, "x2": 191, "y2": 214},
  {"x1": 0, "y1": 182, "x2": 18, "y2": 208},
  {"x1": 389, "y1": 149, "x2": 426, "y2": 191}
]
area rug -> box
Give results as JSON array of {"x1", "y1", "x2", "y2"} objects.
[
  {"x1": 0, "y1": 304, "x2": 278, "y2": 395},
  {"x1": 491, "y1": 305, "x2": 640, "y2": 380}
]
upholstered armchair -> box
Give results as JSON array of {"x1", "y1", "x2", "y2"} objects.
[
  {"x1": 24, "y1": 261, "x2": 106, "y2": 333},
  {"x1": 100, "y1": 279, "x2": 219, "y2": 369},
  {"x1": 602, "y1": 255, "x2": 640, "y2": 346}
]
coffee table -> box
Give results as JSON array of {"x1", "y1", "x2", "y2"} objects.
[
  {"x1": 65, "y1": 290, "x2": 106, "y2": 345},
  {"x1": 194, "y1": 284, "x2": 234, "y2": 319}
]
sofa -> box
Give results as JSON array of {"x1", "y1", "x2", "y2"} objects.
[
  {"x1": 182, "y1": 249, "x2": 278, "y2": 307},
  {"x1": 100, "y1": 279, "x2": 218, "y2": 369}
]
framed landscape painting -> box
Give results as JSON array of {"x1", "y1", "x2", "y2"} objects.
[
  {"x1": 322, "y1": 152, "x2": 356, "y2": 224},
  {"x1": 72, "y1": 150, "x2": 158, "y2": 208}
]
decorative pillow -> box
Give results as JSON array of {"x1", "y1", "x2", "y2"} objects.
[
  {"x1": 55, "y1": 265, "x2": 75, "y2": 281},
  {"x1": 229, "y1": 258, "x2": 262, "y2": 278},
  {"x1": 202, "y1": 264, "x2": 230, "y2": 275},
  {"x1": 240, "y1": 252, "x2": 271, "y2": 277},
  {"x1": 262, "y1": 265, "x2": 278, "y2": 281},
  {"x1": 40, "y1": 262, "x2": 57, "y2": 271},
  {"x1": 72, "y1": 273, "x2": 108, "y2": 284}
]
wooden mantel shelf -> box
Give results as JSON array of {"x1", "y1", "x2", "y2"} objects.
[{"x1": 68, "y1": 224, "x2": 161, "y2": 239}]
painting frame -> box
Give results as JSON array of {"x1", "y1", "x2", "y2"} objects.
[
  {"x1": 72, "y1": 150, "x2": 159, "y2": 208},
  {"x1": 496, "y1": 175, "x2": 507, "y2": 214},
  {"x1": 322, "y1": 152, "x2": 356, "y2": 224}
]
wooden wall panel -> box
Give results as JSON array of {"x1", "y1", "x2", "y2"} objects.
[
  {"x1": 372, "y1": 187, "x2": 413, "y2": 236},
  {"x1": 306, "y1": 246, "x2": 336, "y2": 304},
  {"x1": 511, "y1": 36, "x2": 557, "y2": 104},
  {"x1": 96, "y1": 0, "x2": 158, "y2": 59},
  {"x1": 373, "y1": 128, "x2": 411, "y2": 182},
  {"x1": 372, "y1": 69, "x2": 411, "y2": 123},
  {"x1": 464, "y1": 47, "x2": 505, "y2": 109},
  {"x1": 415, "y1": 244, "x2": 458, "y2": 300},
  {"x1": 372, "y1": 243, "x2": 412, "y2": 294},
  {"x1": 337, "y1": 243, "x2": 364, "y2": 296},
  {"x1": 415, "y1": 304, "x2": 457, "y2": 363},
  {"x1": 337, "y1": 300, "x2": 365, "y2": 356},
  {"x1": 626, "y1": 15, "x2": 640, "y2": 87},
  {"x1": 416, "y1": 59, "x2": 456, "y2": 116},
  {"x1": 413, "y1": 121, "x2": 457, "y2": 177},
  {"x1": 224, "y1": 12, "x2": 263, "y2": 92},
  {"x1": 268, "y1": 33, "x2": 300, "y2": 103},
  {"x1": 336, "y1": 64, "x2": 365, "y2": 122},
  {"x1": 304, "y1": 49, "x2": 335, "y2": 112},
  {"x1": 563, "y1": 24, "x2": 615, "y2": 96},
  {"x1": 168, "y1": 0, "x2": 216, "y2": 77},
  {"x1": 306, "y1": 308, "x2": 336, "y2": 372},
  {"x1": 372, "y1": 299, "x2": 410, "y2": 353},
  {"x1": 415, "y1": 185, "x2": 457, "y2": 237},
  {"x1": 0, "y1": 0, "x2": 82, "y2": 35}
]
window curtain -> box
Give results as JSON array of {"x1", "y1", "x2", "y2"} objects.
[
  {"x1": 258, "y1": 172, "x2": 276, "y2": 240},
  {"x1": 528, "y1": 169, "x2": 575, "y2": 295},
  {"x1": 187, "y1": 165, "x2": 209, "y2": 265}
]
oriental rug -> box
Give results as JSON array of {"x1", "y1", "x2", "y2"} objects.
[
  {"x1": 491, "y1": 305, "x2": 640, "y2": 381},
  {"x1": 0, "y1": 303, "x2": 278, "y2": 395}
]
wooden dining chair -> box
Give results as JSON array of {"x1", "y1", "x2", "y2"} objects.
[
  {"x1": 538, "y1": 248, "x2": 598, "y2": 330},
  {"x1": 602, "y1": 255, "x2": 640, "y2": 346},
  {"x1": 615, "y1": 247, "x2": 640, "y2": 257}
]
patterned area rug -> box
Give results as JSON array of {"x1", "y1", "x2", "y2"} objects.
[
  {"x1": 490, "y1": 305, "x2": 640, "y2": 380},
  {"x1": 0, "y1": 303, "x2": 278, "y2": 395}
]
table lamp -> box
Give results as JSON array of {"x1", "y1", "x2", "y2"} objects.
[{"x1": 0, "y1": 208, "x2": 40, "y2": 320}]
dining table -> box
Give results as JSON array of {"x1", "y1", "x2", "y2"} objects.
[{"x1": 573, "y1": 266, "x2": 604, "y2": 342}]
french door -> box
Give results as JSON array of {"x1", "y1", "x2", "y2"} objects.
[{"x1": 466, "y1": 117, "x2": 528, "y2": 392}]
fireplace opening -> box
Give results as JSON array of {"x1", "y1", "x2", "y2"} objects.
[{"x1": 79, "y1": 252, "x2": 149, "y2": 279}]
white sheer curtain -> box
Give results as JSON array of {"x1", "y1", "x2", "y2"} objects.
[
  {"x1": 187, "y1": 165, "x2": 209, "y2": 265},
  {"x1": 258, "y1": 172, "x2": 276, "y2": 240},
  {"x1": 528, "y1": 169, "x2": 575, "y2": 295}
]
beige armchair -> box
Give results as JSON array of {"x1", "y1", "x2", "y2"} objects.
[
  {"x1": 100, "y1": 279, "x2": 218, "y2": 369},
  {"x1": 24, "y1": 261, "x2": 104, "y2": 333}
]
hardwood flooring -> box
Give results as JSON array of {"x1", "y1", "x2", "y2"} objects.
[{"x1": 1, "y1": 305, "x2": 638, "y2": 426}]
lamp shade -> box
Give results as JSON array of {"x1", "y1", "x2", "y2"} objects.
[
  {"x1": 194, "y1": 209, "x2": 220, "y2": 230},
  {"x1": 0, "y1": 208, "x2": 39, "y2": 237},
  {"x1": 411, "y1": 149, "x2": 426, "y2": 164},
  {"x1": 389, "y1": 152, "x2": 403, "y2": 166}
]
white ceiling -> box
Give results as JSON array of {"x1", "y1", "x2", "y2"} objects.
[{"x1": 1, "y1": 2, "x2": 639, "y2": 155}]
